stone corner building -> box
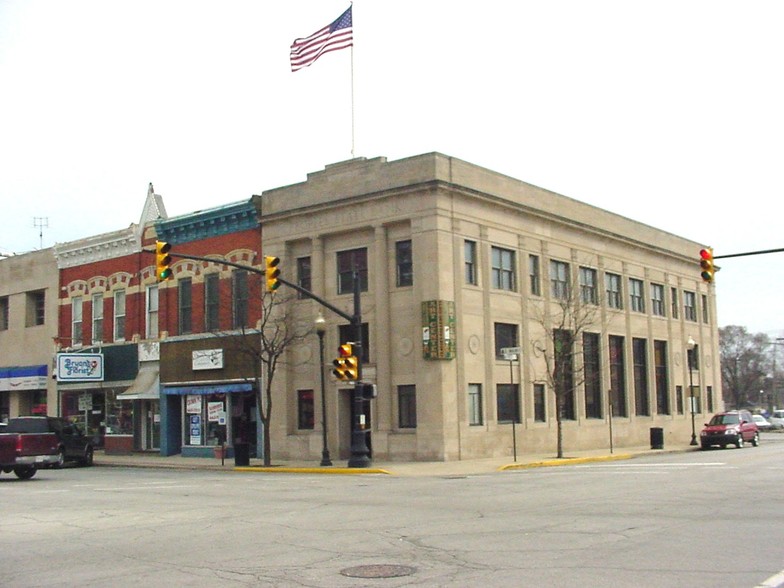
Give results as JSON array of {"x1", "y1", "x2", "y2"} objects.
[{"x1": 255, "y1": 152, "x2": 718, "y2": 462}]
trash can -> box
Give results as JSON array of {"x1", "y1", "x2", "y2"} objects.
[
  {"x1": 233, "y1": 442, "x2": 250, "y2": 466},
  {"x1": 650, "y1": 427, "x2": 664, "y2": 450}
]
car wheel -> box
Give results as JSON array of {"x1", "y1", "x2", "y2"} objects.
[
  {"x1": 81, "y1": 446, "x2": 94, "y2": 467},
  {"x1": 752, "y1": 432, "x2": 760, "y2": 447},
  {"x1": 736, "y1": 436, "x2": 744, "y2": 449},
  {"x1": 14, "y1": 466, "x2": 37, "y2": 480},
  {"x1": 56, "y1": 447, "x2": 66, "y2": 468},
  {"x1": 700, "y1": 442, "x2": 710, "y2": 450}
]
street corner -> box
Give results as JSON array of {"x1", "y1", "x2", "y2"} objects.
[{"x1": 498, "y1": 453, "x2": 635, "y2": 472}]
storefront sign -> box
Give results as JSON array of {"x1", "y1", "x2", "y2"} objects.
[
  {"x1": 186, "y1": 395, "x2": 203, "y2": 414},
  {"x1": 0, "y1": 365, "x2": 48, "y2": 391},
  {"x1": 192, "y1": 349, "x2": 224, "y2": 370},
  {"x1": 207, "y1": 401, "x2": 225, "y2": 423},
  {"x1": 56, "y1": 353, "x2": 104, "y2": 381}
]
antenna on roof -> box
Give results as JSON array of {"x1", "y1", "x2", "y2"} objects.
[{"x1": 33, "y1": 217, "x2": 48, "y2": 249}]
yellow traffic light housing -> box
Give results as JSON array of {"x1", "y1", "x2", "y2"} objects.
[
  {"x1": 265, "y1": 256, "x2": 280, "y2": 291},
  {"x1": 155, "y1": 241, "x2": 172, "y2": 281},
  {"x1": 699, "y1": 248, "x2": 714, "y2": 283},
  {"x1": 332, "y1": 343, "x2": 359, "y2": 381}
]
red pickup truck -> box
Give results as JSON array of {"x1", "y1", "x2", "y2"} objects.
[{"x1": 0, "y1": 420, "x2": 60, "y2": 480}]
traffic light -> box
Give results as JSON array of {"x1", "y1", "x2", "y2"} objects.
[
  {"x1": 155, "y1": 241, "x2": 172, "y2": 281},
  {"x1": 265, "y1": 256, "x2": 280, "y2": 291},
  {"x1": 332, "y1": 343, "x2": 359, "y2": 381},
  {"x1": 699, "y1": 248, "x2": 714, "y2": 283},
  {"x1": 360, "y1": 383, "x2": 378, "y2": 400}
]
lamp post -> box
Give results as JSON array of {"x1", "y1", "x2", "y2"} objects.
[
  {"x1": 315, "y1": 313, "x2": 332, "y2": 466},
  {"x1": 687, "y1": 336, "x2": 698, "y2": 446}
]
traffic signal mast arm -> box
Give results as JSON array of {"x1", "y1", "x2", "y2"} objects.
[{"x1": 712, "y1": 247, "x2": 784, "y2": 259}]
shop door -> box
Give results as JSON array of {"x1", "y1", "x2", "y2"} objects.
[{"x1": 143, "y1": 400, "x2": 161, "y2": 450}]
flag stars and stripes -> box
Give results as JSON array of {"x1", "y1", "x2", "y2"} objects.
[{"x1": 290, "y1": 6, "x2": 353, "y2": 72}]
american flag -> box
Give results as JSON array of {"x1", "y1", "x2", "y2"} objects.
[{"x1": 290, "y1": 6, "x2": 353, "y2": 72}]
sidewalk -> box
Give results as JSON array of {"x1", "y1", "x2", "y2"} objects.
[{"x1": 93, "y1": 443, "x2": 697, "y2": 476}]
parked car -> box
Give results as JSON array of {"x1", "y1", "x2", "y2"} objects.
[
  {"x1": 6, "y1": 417, "x2": 94, "y2": 467},
  {"x1": 700, "y1": 410, "x2": 759, "y2": 449},
  {"x1": 753, "y1": 414, "x2": 772, "y2": 430},
  {"x1": 0, "y1": 420, "x2": 60, "y2": 479},
  {"x1": 768, "y1": 409, "x2": 784, "y2": 429}
]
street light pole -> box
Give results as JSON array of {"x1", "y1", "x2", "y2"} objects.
[
  {"x1": 315, "y1": 313, "x2": 332, "y2": 466},
  {"x1": 687, "y1": 336, "x2": 698, "y2": 446}
]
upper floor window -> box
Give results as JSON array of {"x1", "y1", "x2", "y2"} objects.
[
  {"x1": 529, "y1": 254, "x2": 541, "y2": 296},
  {"x1": 684, "y1": 291, "x2": 697, "y2": 322},
  {"x1": 651, "y1": 283, "x2": 665, "y2": 317},
  {"x1": 297, "y1": 256, "x2": 311, "y2": 298},
  {"x1": 702, "y1": 294, "x2": 709, "y2": 323},
  {"x1": 671, "y1": 288, "x2": 679, "y2": 319},
  {"x1": 146, "y1": 285, "x2": 159, "y2": 339},
  {"x1": 579, "y1": 267, "x2": 598, "y2": 305},
  {"x1": 550, "y1": 260, "x2": 569, "y2": 300},
  {"x1": 464, "y1": 240, "x2": 477, "y2": 285},
  {"x1": 91, "y1": 293, "x2": 103, "y2": 344},
  {"x1": 629, "y1": 278, "x2": 645, "y2": 313},
  {"x1": 0, "y1": 296, "x2": 8, "y2": 330},
  {"x1": 337, "y1": 248, "x2": 368, "y2": 295},
  {"x1": 26, "y1": 290, "x2": 46, "y2": 327},
  {"x1": 72, "y1": 297, "x2": 83, "y2": 346},
  {"x1": 494, "y1": 322, "x2": 518, "y2": 359},
  {"x1": 468, "y1": 383, "x2": 483, "y2": 426},
  {"x1": 205, "y1": 273, "x2": 220, "y2": 331},
  {"x1": 398, "y1": 385, "x2": 417, "y2": 428},
  {"x1": 178, "y1": 279, "x2": 192, "y2": 335},
  {"x1": 605, "y1": 272, "x2": 622, "y2": 309},
  {"x1": 491, "y1": 246, "x2": 515, "y2": 291},
  {"x1": 338, "y1": 322, "x2": 370, "y2": 363},
  {"x1": 297, "y1": 390, "x2": 314, "y2": 430},
  {"x1": 232, "y1": 270, "x2": 249, "y2": 329},
  {"x1": 396, "y1": 240, "x2": 413, "y2": 287},
  {"x1": 113, "y1": 290, "x2": 126, "y2": 342}
]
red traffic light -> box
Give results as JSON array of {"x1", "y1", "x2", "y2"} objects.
[{"x1": 699, "y1": 248, "x2": 714, "y2": 283}]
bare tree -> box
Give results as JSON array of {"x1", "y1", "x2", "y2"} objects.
[
  {"x1": 719, "y1": 325, "x2": 769, "y2": 410},
  {"x1": 531, "y1": 277, "x2": 601, "y2": 458}
]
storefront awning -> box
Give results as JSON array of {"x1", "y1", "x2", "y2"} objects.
[
  {"x1": 117, "y1": 366, "x2": 159, "y2": 401},
  {"x1": 163, "y1": 383, "x2": 253, "y2": 396}
]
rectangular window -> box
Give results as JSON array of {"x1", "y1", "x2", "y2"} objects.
[
  {"x1": 232, "y1": 270, "x2": 249, "y2": 329},
  {"x1": 533, "y1": 383, "x2": 546, "y2": 422},
  {"x1": 676, "y1": 385, "x2": 684, "y2": 415},
  {"x1": 529, "y1": 254, "x2": 541, "y2": 296},
  {"x1": 609, "y1": 335, "x2": 627, "y2": 417},
  {"x1": 72, "y1": 297, "x2": 83, "y2": 346},
  {"x1": 297, "y1": 390, "x2": 314, "y2": 429},
  {"x1": 178, "y1": 278, "x2": 192, "y2": 335},
  {"x1": 113, "y1": 290, "x2": 126, "y2": 341},
  {"x1": 338, "y1": 323, "x2": 370, "y2": 363},
  {"x1": 396, "y1": 240, "x2": 413, "y2": 287},
  {"x1": 491, "y1": 246, "x2": 516, "y2": 291},
  {"x1": 605, "y1": 272, "x2": 622, "y2": 309},
  {"x1": 337, "y1": 248, "x2": 368, "y2": 295},
  {"x1": 633, "y1": 338, "x2": 649, "y2": 416},
  {"x1": 583, "y1": 332, "x2": 602, "y2": 419},
  {"x1": 651, "y1": 283, "x2": 665, "y2": 317},
  {"x1": 629, "y1": 278, "x2": 645, "y2": 313},
  {"x1": 26, "y1": 290, "x2": 46, "y2": 327},
  {"x1": 496, "y1": 383, "x2": 520, "y2": 423},
  {"x1": 468, "y1": 383, "x2": 483, "y2": 425},
  {"x1": 554, "y1": 329, "x2": 575, "y2": 420},
  {"x1": 398, "y1": 385, "x2": 417, "y2": 428},
  {"x1": 707, "y1": 385, "x2": 714, "y2": 413},
  {"x1": 702, "y1": 294, "x2": 709, "y2": 323},
  {"x1": 654, "y1": 340, "x2": 670, "y2": 415},
  {"x1": 0, "y1": 296, "x2": 8, "y2": 330},
  {"x1": 297, "y1": 256, "x2": 312, "y2": 298},
  {"x1": 684, "y1": 291, "x2": 697, "y2": 322},
  {"x1": 464, "y1": 240, "x2": 477, "y2": 285},
  {"x1": 146, "y1": 285, "x2": 159, "y2": 339},
  {"x1": 494, "y1": 322, "x2": 518, "y2": 359},
  {"x1": 671, "y1": 288, "x2": 679, "y2": 319},
  {"x1": 91, "y1": 293, "x2": 103, "y2": 344},
  {"x1": 579, "y1": 267, "x2": 598, "y2": 305},
  {"x1": 550, "y1": 260, "x2": 570, "y2": 300},
  {"x1": 205, "y1": 273, "x2": 220, "y2": 331}
]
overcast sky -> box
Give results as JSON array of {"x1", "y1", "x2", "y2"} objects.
[{"x1": 1, "y1": 1, "x2": 782, "y2": 335}]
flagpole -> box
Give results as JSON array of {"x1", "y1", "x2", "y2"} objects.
[{"x1": 350, "y1": 3, "x2": 355, "y2": 158}]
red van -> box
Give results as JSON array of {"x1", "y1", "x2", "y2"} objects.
[{"x1": 700, "y1": 410, "x2": 759, "y2": 450}]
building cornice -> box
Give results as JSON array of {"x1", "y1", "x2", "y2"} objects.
[
  {"x1": 155, "y1": 199, "x2": 258, "y2": 245},
  {"x1": 53, "y1": 227, "x2": 138, "y2": 269}
]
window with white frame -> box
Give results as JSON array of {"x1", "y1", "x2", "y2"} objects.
[
  {"x1": 464, "y1": 240, "x2": 477, "y2": 285},
  {"x1": 468, "y1": 383, "x2": 483, "y2": 425},
  {"x1": 651, "y1": 283, "x2": 665, "y2": 317},
  {"x1": 113, "y1": 290, "x2": 126, "y2": 341},
  {"x1": 146, "y1": 285, "x2": 158, "y2": 339},
  {"x1": 71, "y1": 297, "x2": 83, "y2": 346},
  {"x1": 204, "y1": 273, "x2": 220, "y2": 331},
  {"x1": 395, "y1": 240, "x2": 413, "y2": 287},
  {"x1": 91, "y1": 293, "x2": 103, "y2": 344},
  {"x1": 605, "y1": 272, "x2": 622, "y2": 309},
  {"x1": 684, "y1": 291, "x2": 697, "y2": 321},
  {"x1": 337, "y1": 248, "x2": 368, "y2": 294},
  {"x1": 629, "y1": 278, "x2": 645, "y2": 313},
  {"x1": 178, "y1": 279, "x2": 192, "y2": 335},
  {"x1": 702, "y1": 294, "x2": 709, "y2": 323},
  {"x1": 529, "y1": 254, "x2": 541, "y2": 296},
  {"x1": 550, "y1": 260, "x2": 569, "y2": 300},
  {"x1": 491, "y1": 246, "x2": 515, "y2": 291},
  {"x1": 671, "y1": 287, "x2": 679, "y2": 319},
  {"x1": 579, "y1": 267, "x2": 598, "y2": 305},
  {"x1": 232, "y1": 269, "x2": 249, "y2": 329}
]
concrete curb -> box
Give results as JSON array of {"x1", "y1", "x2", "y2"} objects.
[
  {"x1": 498, "y1": 452, "x2": 635, "y2": 471},
  {"x1": 234, "y1": 466, "x2": 393, "y2": 475}
]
